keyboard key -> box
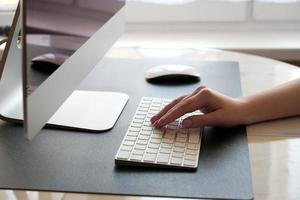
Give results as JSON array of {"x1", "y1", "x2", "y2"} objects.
[
  {"x1": 161, "y1": 143, "x2": 173, "y2": 149},
  {"x1": 178, "y1": 129, "x2": 188, "y2": 134},
  {"x1": 145, "y1": 117, "x2": 151, "y2": 122},
  {"x1": 142, "y1": 127, "x2": 152, "y2": 131},
  {"x1": 143, "y1": 97, "x2": 153, "y2": 101},
  {"x1": 164, "y1": 130, "x2": 176, "y2": 139},
  {"x1": 186, "y1": 149, "x2": 198, "y2": 155},
  {"x1": 149, "y1": 107, "x2": 160, "y2": 112},
  {"x1": 144, "y1": 153, "x2": 157, "y2": 162},
  {"x1": 148, "y1": 143, "x2": 160, "y2": 149},
  {"x1": 173, "y1": 147, "x2": 185, "y2": 153},
  {"x1": 167, "y1": 125, "x2": 178, "y2": 130},
  {"x1": 130, "y1": 154, "x2": 143, "y2": 161},
  {"x1": 185, "y1": 154, "x2": 197, "y2": 161},
  {"x1": 153, "y1": 129, "x2": 164, "y2": 135},
  {"x1": 177, "y1": 132, "x2": 188, "y2": 138},
  {"x1": 183, "y1": 159, "x2": 196, "y2": 167},
  {"x1": 152, "y1": 100, "x2": 161, "y2": 104},
  {"x1": 117, "y1": 151, "x2": 131, "y2": 160},
  {"x1": 133, "y1": 118, "x2": 144, "y2": 124},
  {"x1": 171, "y1": 157, "x2": 183, "y2": 165},
  {"x1": 174, "y1": 142, "x2": 185, "y2": 147},
  {"x1": 136, "y1": 111, "x2": 147, "y2": 115},
  {"x1": 140, "y1": 130, "x2": 152, "y2": 135},
  {"x1": 151, "y1": 102, "x2": 161, "y2": 106},
  {"x1": 148, "y1": 111, "x2": 157, "y2": 115},
  {"x1": 150, "y1": 107, "x2": 161, "y2": 112},
  {"x1": 139, "y1": 135, "x2": 150, "y2": 140},
  {"x1": 127, "y1": 131, "x2": 139, "y2": 136},
  {"x1": 135, "y1": 114, "x2": 145, "y2": 119},
  {"x1": 143, "y1": 122, "x2": 152, "y2": 127},
  {"x1": 189, "y1": 132, "x2": 200, "y2": 144},
  {"x1": 187, "y1": 143, "x2": 198, "y2": 150},
  {"x1": 140, "y1": 104, "x2": 150, "y2": 108},
  {"x1": 129, "y1": 127, "x2": 140, "y2": 132},
  {"x1": 160, "y1": 148, "x2": 172, "y2": 154},
  {"x1": 146, "y1": 148, "x2": 158, "y2": 154},
  {"x1": 176, "y1": 137, "x2": 187, "y2": 142},
  {"x1": 162, "y1": 138, "x2": 174, "y2": 144},
  {"x1": 169, "y1": 120, "x2": 179, "y2": 126},
  {"x1": 172, "y1": 152, "x2": 184, "y2": 158},
  {"x1": 151, "y1": 133, "x2": 163, "y2": 139},
  {"x1": 135, "y1": 144, "x2": 147, "y2": 150},
  {"x1": 121, "y1": 145, "x2": 133, "y2": 151},
  {"x1": 123, "y1": 140, "x2": 135, "y2": 146},
  {"x1": 126, "y1": 136, "x2": 137, "y2": 141},
  {"x1": 137, "y1": 140, "x2": 148, "y2": 145},
  {"x1": 133, "y1": 149, "x2": 145, "y2": 155},
  {"x1": 188, "y1": 137, "x2": 199, "y2": 144},
  {"x1": 147, "y1": 114, "x2": 155, "y2": 119},
  {"x1": 189, "y1": 128, "x2": 200, "y2": 135},
  {"x1": 150, "y1": 138, "x2": 161, "y2": 144},
  {"x1": 138, "y1": 108, "x2": 148, "y2": 112},
  {"x1": 131, "y1": 123, "x2": 142, "y2": 128},
  {"x1": 157, "y1": 153, "x2": 170, "y2": 164}
]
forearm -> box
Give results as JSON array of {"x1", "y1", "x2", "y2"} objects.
[{"x1": 240, "y1": 78, "x2": 300, "y2": 124}]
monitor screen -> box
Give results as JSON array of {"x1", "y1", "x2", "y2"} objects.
[{"x1": 25, "y1": 0, "x2": 125, "y2": 89}]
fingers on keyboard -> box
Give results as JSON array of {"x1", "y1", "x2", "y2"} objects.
[{"x1": 116, "y1": 97, "x2": 203, "y2": 169}]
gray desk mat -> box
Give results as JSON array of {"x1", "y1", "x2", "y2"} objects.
[{"x1": 0, "y1": 59, "x2": 253, "y2": 200}]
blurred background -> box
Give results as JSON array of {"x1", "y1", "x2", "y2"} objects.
[{"x1": 1, "y1": 0, "x2": 300, "y2": 66}]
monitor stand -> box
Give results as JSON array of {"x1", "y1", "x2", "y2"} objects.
[
  {"x1": 0, "y1": 4, "x2": 129, "y2": 138},
  {"x1": 47, "y1": 90, "x2": 128, "y2": 132}
]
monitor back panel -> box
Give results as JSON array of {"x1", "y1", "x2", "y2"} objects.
[
  {"x1": 23, "y1": 0, "x2": 125, "y2": 139},
  {"x1": 0, "y1": 58, "x2": 253, "y2": 200}
]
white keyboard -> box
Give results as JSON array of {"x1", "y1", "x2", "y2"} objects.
[{"x1": 115, "y1": 97, "x2": 203, "y2": 169}]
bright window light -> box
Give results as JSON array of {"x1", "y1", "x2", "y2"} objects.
[
  {"x1": 127, "y1": 0, "x2": 249, "y2": 5},
  {"x1": 0, "y1": 0, "x2": 18, "y2": 12},
  {"x1": 256, "y1": 0, "x2": 300, "y2": 3},
  {"x1": 126, "y1": 0, "x2": 197, "y2": 5}
]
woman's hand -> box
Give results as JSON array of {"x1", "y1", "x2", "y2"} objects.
[{"x1": 150, "y1": 86, "x2": 247, "y2": 129}]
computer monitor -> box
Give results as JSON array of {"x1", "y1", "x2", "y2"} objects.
[{"x1": 0, "y1": 1, "x2": 128, "y2": 140}]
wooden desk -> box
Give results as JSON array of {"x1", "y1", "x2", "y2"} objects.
[{"x1": 0, "y1": 34, "x2": 299, "y2": 200}]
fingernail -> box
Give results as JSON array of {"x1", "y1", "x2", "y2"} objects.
[
  {"x1": 151, "y1": 115, "x2": 158, "y2": 124},
  {"x1": 182, "y1": 120, "x2": 192, "y2": 128}
]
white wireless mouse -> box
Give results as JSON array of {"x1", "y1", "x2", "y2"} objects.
[{"x1": 145, "y1": 64, "x2": 200, "y2": 82}]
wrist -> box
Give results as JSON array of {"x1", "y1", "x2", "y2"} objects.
[{"x1": 236, "y1": 98, "x2": 255, "y2": 125}]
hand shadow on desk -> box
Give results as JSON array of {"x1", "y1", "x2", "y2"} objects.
[
  {"x1": 198, "y1": 126, "x2": 247, "y2": 165},
  {"x1": 114, "y1": 126, "x2": 246, "y2": 173}
]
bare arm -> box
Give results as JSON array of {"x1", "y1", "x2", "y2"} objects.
[
  {"x1": 241, "y1": 78, "x2": 300, "y2": 124},
  {"x1": 151, "y1": 78, "x2": 300, "y2": 129}
]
